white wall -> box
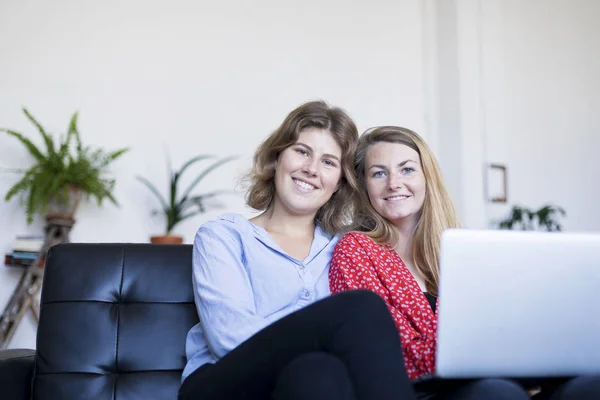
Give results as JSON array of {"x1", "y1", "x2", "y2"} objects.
[
  {"x1": 0, "y1": 0, "x2": 430, "y2": 349},
  {"x1": 2, "y1": 0, "x2": 599, "y2": 351},
  {"x1": 432, "y1": 0, "x2": 488, "y2": 228},
  {"x1": 481, "y1": 0, "x2": 600, "y2": 231},
  {"x1": 433, "y1": 0, "x2": 600, "y2": 231}
]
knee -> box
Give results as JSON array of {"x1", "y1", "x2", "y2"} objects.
[
  {"x1": 460, "y1": 379, "x2": 529, "y2": 400},
  {"x1": 273, "y1": 352, "x2": 354, "y2": 399},
  {"x1": 555, "y1": 375, "x2": 600, "y2": 399}
]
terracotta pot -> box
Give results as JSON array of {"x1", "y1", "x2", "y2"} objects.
[{"x1": 150, "y1": 235, "x2": 184, "y2": 245}]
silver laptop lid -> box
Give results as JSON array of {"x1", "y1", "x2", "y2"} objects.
[{"x1": 436, "y1": 229, "x2": 600, "y2": 378}]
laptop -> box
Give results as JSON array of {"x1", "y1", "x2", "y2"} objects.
[{"x1": 433, "y1": 228, "x2": 600, "y2": 379}]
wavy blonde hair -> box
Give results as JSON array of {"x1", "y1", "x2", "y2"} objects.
[
  {"x1": 353, "y1": 126, "x2": 459, "y2": 296},
  {"x1": 244, "y1": 100, "x2": 360, "y2": 235}
]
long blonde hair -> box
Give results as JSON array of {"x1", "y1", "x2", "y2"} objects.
[{"x1": 353, "y1": 126, "x2": 459, "y2": 296}]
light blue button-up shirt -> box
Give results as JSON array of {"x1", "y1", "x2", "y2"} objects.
[{"x1": 182, "y1": 213, "x2": 339, "y2": 382}]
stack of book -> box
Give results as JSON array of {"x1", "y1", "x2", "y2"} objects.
[{"x1": 3, "y1": 235, "x2": 44, "y2": 268}]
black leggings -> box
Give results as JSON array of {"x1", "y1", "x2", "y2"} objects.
[
  {"x1": 532, "y1": 376, "x2": 600, "y2": 400},
  {"x1": 416, "y1": 376, "x2": 600, "y2": 400},
  {"x1": 178, "y1": 289, "x2": 600, "y2": 400},
  {"x1": 179, "y1": 290, "x2": 416, "y2": 400}
]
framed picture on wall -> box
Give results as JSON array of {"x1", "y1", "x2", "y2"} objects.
[{"x1": 486, "y1": 164, "x2": 507, "y2": 203}]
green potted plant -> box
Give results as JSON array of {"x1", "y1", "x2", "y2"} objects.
[
  {"x1": 1, "y1": 108, "x2": 129, "y2": 224},
  {"x1": 498, "y1": 204, "x2": 566, "y2": 231},
  {"x1": 136, "y1": 153, "x2": 237, "y2": 244}
]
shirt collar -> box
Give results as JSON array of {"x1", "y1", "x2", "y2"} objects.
[{"x1": 217, "y1": 213, "x2": 336, "y2": 264}]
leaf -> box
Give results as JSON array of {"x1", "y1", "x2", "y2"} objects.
[
  {"x1": 4, "y1": 170, "x2": 34, "y2": 201},
  {"x1": 180, "y1": 155, "x2": 238, "y2": 202},
  {"x1": 166, "y1": 203, "x2": 182, "y2": 233},
  {"x1": 1, "y1": 129, "x2": 46, "y2": 161},
  {"x1": 180, "y1": 190, "x2": 233, "y2": 212},
  {"x1": 171, "y1": 155, "x2": 214, "y2": 206},
  {"x1": 179, "y1": 155, "x2": 215, "y2": 177},
  {"x1": 177, "y1": 210, "x2": 204, "y2": 223},
  {"x1": 23, "y1": 108, "x2": 56, "y2": 158},
  {"x1": 170, "y1": 172, "x2": 178, "y2": 211},
  {"x1": 59, "y1": 112, "x2": 78, "y2": 158},
  {"x1": 99, "y1": 187, "x2": 118, "y2": 206},
  {"x1": 0, "y1": 167, "x2": 28, "y2": 174},
  {"x1": 67, "y1": 111, "x2": 79, "y2": 136},
  {"x1": 136, "y1": 176, "x2": 169, "y2": 211},
  {"x1": 25, "y1": 182, "x2": 38, "y2": 224},
  {"x1": 164, "y1": 145, "x2": 173, "y2": 183},
  {"x1": 512, "y1": 207, "x2": 523, "y2": 223},
  {"x1": 73, "y1": 128, "x2": 83, "y2": 154},
  {"x1": 534, "y1": 204, "x2": 566, "y2": 232},
  {"x1": 106, "y1": 147, "x2": 129, "y2": 161}
]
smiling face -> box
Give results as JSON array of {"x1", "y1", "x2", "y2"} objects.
[
  {"x1": 272, "y1": 127, "x2": 343, "y2": 218},
  {"x1": 365, "y1": 142, "x2": 426, "y2": 230}
]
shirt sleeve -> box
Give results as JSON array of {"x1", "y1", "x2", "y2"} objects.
[
  {"x1": 329, "y1": 233, "x2": 436, "y2": 379},
  {"x1": 191, "y1": 221, "x2": 282, "y2": 359}
]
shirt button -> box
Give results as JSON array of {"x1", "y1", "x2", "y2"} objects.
[{"x1": 301, "y1": 290, "x2": 311, "y2": 299}]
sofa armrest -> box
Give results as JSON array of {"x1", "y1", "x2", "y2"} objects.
[{"x1": 0, "y1": 349, "x2": 35, "y2": 400}]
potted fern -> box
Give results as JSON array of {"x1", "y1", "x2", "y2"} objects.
[
  {"x1": 136, "y1": 153, "x2": 237, "y2": 244},
  {"x1": 1, "y1": 108, "x2": 129, "y2": 224}
]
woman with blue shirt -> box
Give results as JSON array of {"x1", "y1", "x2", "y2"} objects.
[{"x1": 178, "y1": 101, "x2": 418, "y2": 400}]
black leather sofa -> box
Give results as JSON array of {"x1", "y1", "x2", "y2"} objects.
[{"x1": 0, "y1": 243, "x2": 199, "y2": 400}]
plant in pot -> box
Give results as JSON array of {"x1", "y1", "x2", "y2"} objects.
[
  {"x1": 498, "y1": 204, "x2": 566, "y2": 232},
  {"x1": 136, "y1": 153, "x2": 237, "y2": 244},
  {"x1": 1, "y1": 108, "x2": 129, "y2": 224}
]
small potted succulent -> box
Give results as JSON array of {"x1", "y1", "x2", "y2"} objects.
[
  {"x1": 1, "y1": 108, "x2": 129, "y2": 224},
  {"x1": 136, "y1": 153, "x2": 237, "y2": 244}
]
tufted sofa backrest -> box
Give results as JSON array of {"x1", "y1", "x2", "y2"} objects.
[{"x1": 33, "y1": 243, "x2": 199, "y2": 400}]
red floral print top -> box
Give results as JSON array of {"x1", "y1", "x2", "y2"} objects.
[{"x1": 329, "y1": 232, "x2": 438, "y2": 380}]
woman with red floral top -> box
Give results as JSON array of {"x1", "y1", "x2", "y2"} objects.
[{"x1": 329, "y1": 126, "x2": 600, "y2": 400}]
